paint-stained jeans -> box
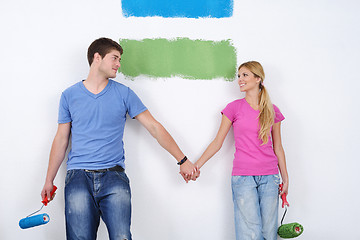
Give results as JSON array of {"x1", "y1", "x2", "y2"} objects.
[
  {"x1": 232, "y1": 175, "x2": 280, "y2": 240},
  {"x1": 65, "y1": 169, "x2": 132, "y2": 240}
]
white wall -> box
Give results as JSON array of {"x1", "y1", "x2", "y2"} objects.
[{"x1": 1, "y1": 0, "x2": 359, "y2": 239}]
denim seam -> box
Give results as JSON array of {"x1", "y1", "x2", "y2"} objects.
[
  {"x1": 65, "y1": 170, "x2": 76, "y2": 186},
  {"x1": 114, "y1": 171, "x2": 129, "y2": 184}
]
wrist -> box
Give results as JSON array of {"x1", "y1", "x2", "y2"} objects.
[
  {"x1": 45, "y1": 179, "x2": 54, "y2": 184},
  {"x1": 282, "y1": 180, "x2": 289, "y2": 185},
  {"x1": 194, "y1": 161, "x2": 201, "y2": 169},
  {"x1": 177, "y1": 156, "x2": 188, "y2": 165}
]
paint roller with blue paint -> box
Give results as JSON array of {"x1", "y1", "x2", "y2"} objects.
[{"x1": 19, "y1": 185, "x2": 57, "y2": 229}]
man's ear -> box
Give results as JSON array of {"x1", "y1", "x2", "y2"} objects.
[{"x1": 93, "y1": 52, "x2": 102, "y2": 63}]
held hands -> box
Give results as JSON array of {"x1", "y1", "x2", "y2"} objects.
[{"x1": 179, "y1": 159, "x2": 200, "y2": 183}]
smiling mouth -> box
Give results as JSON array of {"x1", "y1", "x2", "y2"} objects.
[{"x1": 240, "y1": 83, "x2": 245, "y2": 87}]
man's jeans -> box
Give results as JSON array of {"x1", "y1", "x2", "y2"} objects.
[
  {"x1": 65, "y1": 169, "x2": 132, "y2": 240},
  {"x1": 232, "y1": 175, "x2": 280, "y2": 240}
]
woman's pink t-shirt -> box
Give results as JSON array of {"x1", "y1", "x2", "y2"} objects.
[{"x1": 221, "y1": 98, "x2": 285, "y2": 176}]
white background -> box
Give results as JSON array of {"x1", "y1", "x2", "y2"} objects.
[{"x1": 1, "y1": 0, "x2": 359, "y2": 239}]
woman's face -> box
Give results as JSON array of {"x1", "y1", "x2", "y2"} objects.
[{"x1": 238, "y1": 67, "x2": 261, "y2": 92}]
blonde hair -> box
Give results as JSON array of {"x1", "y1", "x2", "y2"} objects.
[{"x1": 239, "y1": 61, "x2": 275, "y2": 145}]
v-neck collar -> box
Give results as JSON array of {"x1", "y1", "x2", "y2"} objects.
[
  {"x1": 244, "y1": 98, "x2": 259, "y2": 112},
  {"x1": 79, "y1": 80, "x2": 112, "y2": 99}
]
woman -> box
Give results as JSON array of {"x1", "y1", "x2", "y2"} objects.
[{"x1": 193, "y1": 61, "x2": 289, "y2": 239}]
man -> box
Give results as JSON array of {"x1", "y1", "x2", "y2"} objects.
[{"x1": 41, "y1": 37, "x2": 198, "y2": 240}]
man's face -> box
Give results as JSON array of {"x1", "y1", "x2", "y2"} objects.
[{"x1": 98, "y1": 49, "x2": 121, "y2": 79}]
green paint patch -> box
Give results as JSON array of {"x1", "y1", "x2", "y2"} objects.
[{"x1": 119, "y1": 38, "x2": 236, "y2": 81}]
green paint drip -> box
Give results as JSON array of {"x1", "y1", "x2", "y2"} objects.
[{"x1": 119, "y1": 38, "x2": 236, "y2": 81}]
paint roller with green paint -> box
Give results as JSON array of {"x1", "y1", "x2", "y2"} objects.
[
  {"x1": 278, "y1": 184, "x2": 304, "y2": 238},
  {"x1": 278, "y1": 222, "x2": 304, "y2": 238}
]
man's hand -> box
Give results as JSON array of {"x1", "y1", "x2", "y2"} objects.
[
  {"x1": 41, "y1": 182, "x2": 56, "y2": 203},
  {"x1": 179, "y1": 160, "x2": 199, "y2": 183}
]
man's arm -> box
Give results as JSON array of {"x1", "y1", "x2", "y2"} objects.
[
  {"x1": 135, "y1": 110, "x2": 197, "y2": 182},
  {"x1": 41, "y1": 122, "x2": 71, "y2": 201}
]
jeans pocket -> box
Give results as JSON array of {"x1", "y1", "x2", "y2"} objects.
[
  {"x1": 114, "y1": 171, "x2": 130, "y2": 184},
  {"x1": 273, "y1": 174, "x2": 280, "y2": 185},
  {"x1": 231, "y1": 175, "x2": 247, "y2": 186},
  {"x1": 65, "y1": 170, "x2": 78, "y2": 186}
]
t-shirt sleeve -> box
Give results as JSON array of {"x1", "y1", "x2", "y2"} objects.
[
  {"x1": 126, "y1": 88, "x2": 147, "y2": 119},
  {"x1": 58, "y1": 93, "x2": 72, "y2": 124},
  {"x1": 221, "y1": 102, "x2": 235, "y2": 122},
  {"x1": 273, "y1": 104, "x2": 285, "y2": 123}
]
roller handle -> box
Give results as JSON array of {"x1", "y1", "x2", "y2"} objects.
[
  {"x1": 42, "y1": 185, "x2": 57, "y2": 206},
  {"x1": 279, "y1": 184, "x2": 289, "y2": 208}
]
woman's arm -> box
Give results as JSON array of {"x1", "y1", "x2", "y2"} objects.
[
  {"x1": 194, "y1": 114, "x2": 232, "y2": 172},
  {"x1": 272, "y1": 122, "x2": 289, "y2": 196}
]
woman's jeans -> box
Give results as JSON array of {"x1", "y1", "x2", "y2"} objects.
[
  {"x1": 65, "y1": 169, "x2": 132, "y2": 240},
  {"x1": 232, "y1": 174, "x2": 280, "y2": 240}
]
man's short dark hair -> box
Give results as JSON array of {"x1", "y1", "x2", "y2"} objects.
[{"x1": 87, "y1": 38, "x2": 123, "y2": 66}]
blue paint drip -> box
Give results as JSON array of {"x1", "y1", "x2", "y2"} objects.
[{"x1": 121, "y1": 0, "x2": 233, "y2": 18}]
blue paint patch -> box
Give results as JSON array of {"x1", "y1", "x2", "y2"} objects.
[{"x1": 121, "y1": 0, "x2": 233, "y2": 18}]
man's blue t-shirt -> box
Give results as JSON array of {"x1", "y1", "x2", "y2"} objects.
[{"x1": 58, "y1": 80, "x2": 147, "y2": 170}]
